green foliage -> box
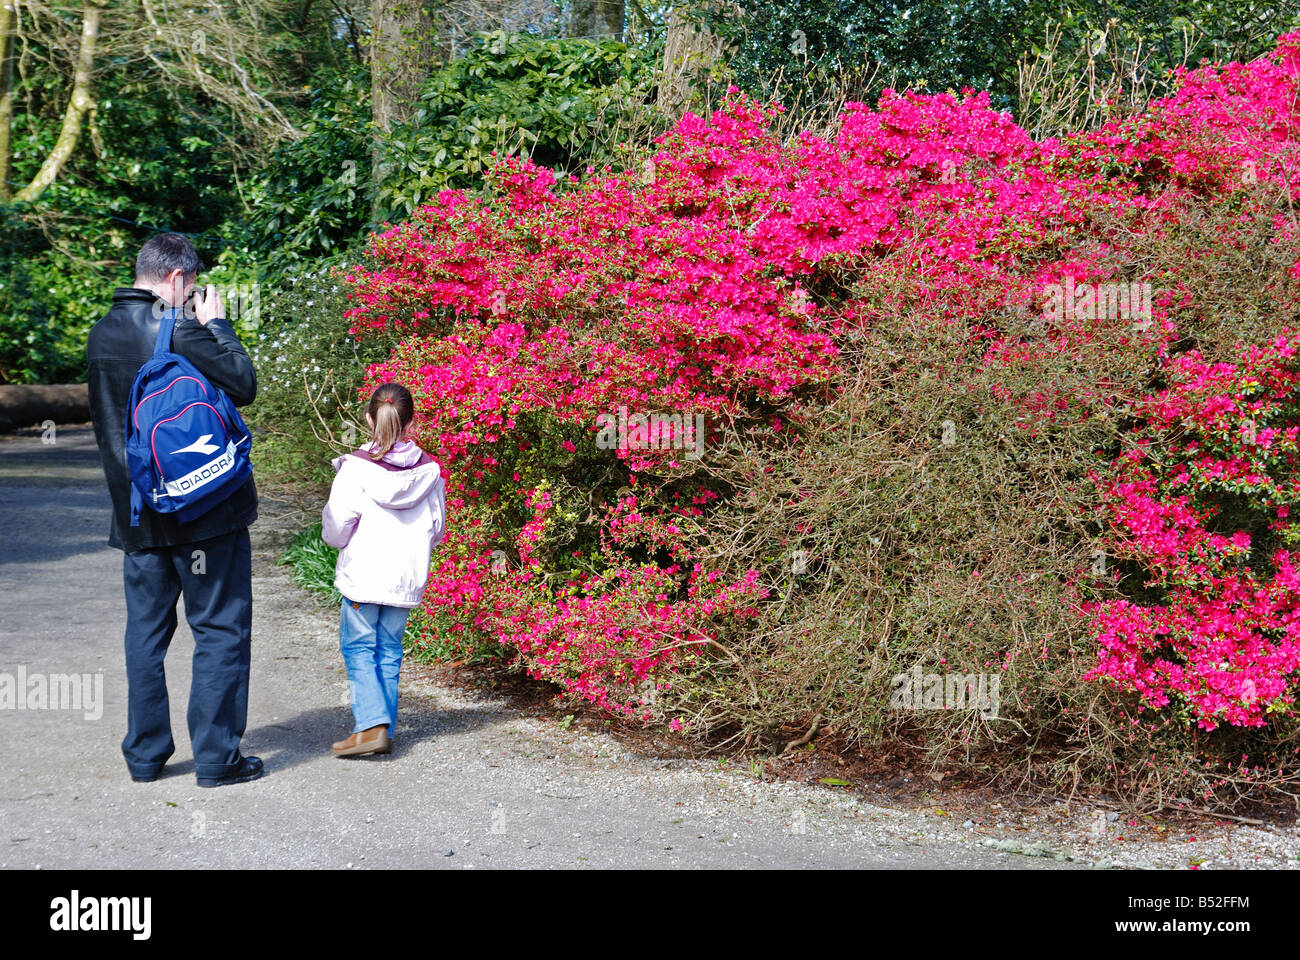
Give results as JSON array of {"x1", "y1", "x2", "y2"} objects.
[
  {"x1": 1027, "y1": 0, "x2": 1300, "y2": 78},
  {"x1": 0, "y1": 220, "x2": 106, "y2": 383},
  {"x1": 715, "y1": 0, "x2": 1034, "y2": 110},
  {"x1": 0, "y1": 63, "x2": 253, "y2": 383},
  {"x1": 373, "y1": 30, "x2": 658, "y2": 222},
  {"x1": 241, "y1": 69, "x2": 374, "y2": 280},
  {"x1": 201, "y1": 247, "x2": 266, "y2": 345},
  {"x1": 239, "y1": 32, "x2": 656, "y2": 283},
  {"x1": 278, "y1": 521, "x2": 344, "y2": 605},
  {"x1": 715, "y1": 0, "x2": 1300, "y2": 115},
  {"x1": 243, "y1": 261, "x2": 401, "y2": 488}
]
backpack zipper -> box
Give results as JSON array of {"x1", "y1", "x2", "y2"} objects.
[{"x1": 133, "y1": 376, "x2": 209, "y2": 429}]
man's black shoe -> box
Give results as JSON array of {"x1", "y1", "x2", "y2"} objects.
[
  {"x1": 131, "y1": 772, "x2": 161, "y2": 783},
  {"x1": 197, "y1": 755, "x2": 264, "y2": 788}
]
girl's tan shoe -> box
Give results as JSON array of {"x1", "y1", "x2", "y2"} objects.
[{"x1": 332, "y1": 724, "x2": 390, "y2": 757}]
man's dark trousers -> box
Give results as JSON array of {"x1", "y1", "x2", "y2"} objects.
[{"x1": 121, "y1": 528, "x2": 252, "y2": 781}]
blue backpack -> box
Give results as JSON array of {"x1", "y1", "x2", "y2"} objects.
[{"x1": 125, "y1": 307, "x2": 253, "y2": 527}]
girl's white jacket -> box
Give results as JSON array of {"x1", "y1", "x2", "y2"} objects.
[{"x1": 321, "y1": 439, "x2": 446, "y2": 608}]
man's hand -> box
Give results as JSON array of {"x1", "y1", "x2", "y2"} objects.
[{"x1": 193, "y1": 284, "x2": 225, "y2": 326}]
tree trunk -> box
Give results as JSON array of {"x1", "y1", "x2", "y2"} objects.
[
  {"x1": 369, "y1": 0, "x2": 438, "y2": 135},
  {"x1": 0, "y1": 0, "x2": 15, "y2": 202},
  {"x1": 369, "y1": 0, "x2": 439, "y2": 215},
  {"x1": 12, "y1": 1, "x2": 105, "y2": 204},
  {"x1": 658, "y1": 1, "x2": 735, "y2": 119},
  {"x1": 566, "y1": 0, "x2": 623, "y2": 40}
]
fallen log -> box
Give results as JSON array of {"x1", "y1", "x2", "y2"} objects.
[{"x1": 0, "y1": 383, "x2": 91, "y2": 431}]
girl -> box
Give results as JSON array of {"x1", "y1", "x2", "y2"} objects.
[{"x1": 321, "y1": 382, "x2": 445, "y2": 757}]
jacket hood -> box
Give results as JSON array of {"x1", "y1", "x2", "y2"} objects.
[{"x1": 331, "y1": 439, "x2": 442, "y2": 509}]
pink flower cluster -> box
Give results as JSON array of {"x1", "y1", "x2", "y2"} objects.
[{"x1": 1088, "y1": 333, "x2": 1300, "y2": 729}]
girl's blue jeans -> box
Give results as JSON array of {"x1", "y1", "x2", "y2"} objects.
[{"x1": 339, "y1": 596, "x2": 410, "y2": 735}]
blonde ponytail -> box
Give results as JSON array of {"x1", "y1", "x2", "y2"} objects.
[{"x1": 366, "y1": 382, "x2": 415, "y2": 460}]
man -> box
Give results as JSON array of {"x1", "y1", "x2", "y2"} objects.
[{"x1": 86, "y1": 232, "x2": 263, "y2": 787}]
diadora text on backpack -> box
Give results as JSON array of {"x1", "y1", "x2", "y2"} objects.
[{"x1": 124, "y1": 307, "x2": 253, "y2": 527}]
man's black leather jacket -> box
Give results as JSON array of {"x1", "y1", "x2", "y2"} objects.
[{"x1": 86, "y1": 286, "x2": 258, "y2": 553}]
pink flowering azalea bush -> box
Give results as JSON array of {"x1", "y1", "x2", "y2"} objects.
[
  {"x1": 1090, "y1": 333, "x2": 1300, "y2": 730},
  {"x1": 328, "y1": 33, "x2": 1300, "y2": 799}
]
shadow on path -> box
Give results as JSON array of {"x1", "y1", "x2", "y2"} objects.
[{"x1": 238, "y1": 697, "x2": 515, "y2": 775}]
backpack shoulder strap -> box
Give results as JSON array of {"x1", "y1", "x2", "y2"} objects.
[{"x1": 153, "y1": 307, "x2": 181, "y2": 355}]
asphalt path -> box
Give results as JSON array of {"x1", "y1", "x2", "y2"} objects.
[{"x1": 0, "y1": 425, "x2": 1078, "y2": 869}]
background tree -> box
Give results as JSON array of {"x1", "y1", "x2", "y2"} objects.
[
  {"x1": 714, "y1": 0, "x2": 1300, "y2": 117},
  {"x1": 658, "y1": 0, "x2": 734, "y2": 118},
  {"x1": 4, "y1": 0, "x2": 1299, "y2": 384},
  {"x1": 0, "y1": 0, "x2": 308, "y2": 382},
  {"x1": 566, "y1": 0, "x2": 622, "y2": 39},
  {"x1": 0, "y1": 0, "x2": 19, "y2": 200},
  {"x1": 368, "y1": 0, "x2": 438, "y2": 137},
  {"x1": 4, "y1": 0, "x2": 107, "y2": 204}
]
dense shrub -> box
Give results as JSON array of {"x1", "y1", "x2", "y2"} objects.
[
  {"x1": 715, "y1": 0, "x2": 1300, "y2": 118},
  {"x1": 240, "y1": 32, "x2": 658, "y2": 281},
  {"x1": 1091, "y1": 335, "x2": 1300, "y2": 730},
  {"x1": 0, "y1": 65, "x2": 256, "y2": 384},
  {"x1": 241, "y1": 70, "x2": 374, "y2": 281},
  {"x1": 373, "y1": 30, "x2": 658, "y2": 224},
  {"x1": 243, "y1": 263, "x2": 404, "y2": 488},
  {"x1": 334, "y1": 34, "x2": 1300, "y2": 805},
  {"x1": 0, "y1": 234, "x2": 106, "y2": 384}
]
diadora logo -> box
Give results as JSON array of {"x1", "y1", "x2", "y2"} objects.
[
  {"x1": 171, "y1": 433, "x2": 221, "y2": 456},
  {"x1": 163, "y1": 441, "x2": 237, "y2": 497}
]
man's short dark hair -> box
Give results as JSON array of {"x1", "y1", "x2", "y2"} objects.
[{"x1": 134, "y1": 232, "x2": 204, "y2": 284}]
